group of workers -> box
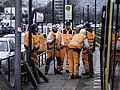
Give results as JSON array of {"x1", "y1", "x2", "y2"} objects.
[
  {"x1": 24, "y1": 21, "x2": 95, "y2": 79},
  {"x1": 45, "y1": 21, "x2": 95, "y2": 79}
]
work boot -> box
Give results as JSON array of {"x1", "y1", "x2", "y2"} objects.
[
  {"x1": 74, "y1": 75, "x2": 81, "y2": 79},
  {"x1": 82, "y1": 72, "x2": 89, "y2": 75},
  {"x1": 89, "y1": 73, "x2": 94, "y2": 78},
  {"x1": 66, "y1": 70, "x2": 69, "y2": 73},
  {"x1": 44, "y1": 65, "x2": 49, "y2": 75},
  {"x1": 68, "y1": 74, "x2": 74, "y2": 79},
  {"x1": 60, "y1": 66, "x2": 63, "y2": 71},
  {"x1": 55, "y1": 68, "x2": 62, "y2": 74}
]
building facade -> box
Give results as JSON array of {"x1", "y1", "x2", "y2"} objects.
[{"x1": 54, "y1": 0, "x2": 64, "y2": 24}]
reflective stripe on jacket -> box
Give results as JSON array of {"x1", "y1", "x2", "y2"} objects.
[
  {"x1": 63, "y1": 28, "x2": 72, "y2": 46},
  {"x1": 87, "y1": 31, "x2": 95, "y2": 49},
  {"x1": 47, "y1": 31, "x2": 62, "y2": 49},
  {"x1": 24, "y1": 31, "x2": 34, "y2": 50},
  {"x1": 68, "y1": 33, "x2": 87, "y2": 49}
]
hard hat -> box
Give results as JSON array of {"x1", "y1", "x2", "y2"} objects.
[{"x1": 80, "y1": 29, "x2": 86, "y2": 34}]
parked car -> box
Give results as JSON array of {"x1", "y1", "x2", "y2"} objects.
[
  {"x1": 4, "y1": 33, "x2": 26, "y2": 63},
  {"x1": 4, "y1": 33, "x2": 25, "y2": 50},
  {"x1": 0, "y1": 20, "x2": 15, "y2": 34},
  {"x1": 0, "y1": 38, "x2": 15, "y2": 73}
]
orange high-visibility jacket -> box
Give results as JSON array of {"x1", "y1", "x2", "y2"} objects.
[
  {"x1": 111, "y1": 32, "x2": 115, "y2": 50},
  {"x1": 56, "y1": 31, "x2": 62, "y2": 46},
  {"x1": 68, "y1": 33, "x2": 87, "y2": 49},
  {"x1": 117, "y1": 32, "x2": 120, "y2": 41},
  {"x1": 63, "y1": 28, "x2": 73, "y2": 46},
  {"x1": 32, "y1": 33, "x2": 40, "y2": 50},
  {"x1": 39, "y1": 34, "x2": 47, "y2": 52},
  {"x1": 86, "y1": 31, "x2": 95, "y2": 49},
  {"x1": 47, "y1": 31, "x2": 62, "y2": 49},
  {"x1": 24, "y1": 31, "x2": 34, "y2": 50},
  {"x1": 24, "y1": 31, "x2": 39, "y2": 51}
]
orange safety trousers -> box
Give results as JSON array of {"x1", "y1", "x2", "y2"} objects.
[
  {"x1": 46, "y1": 48, "x2": 61, "y2": 67},
  {"x1": 47, "y1": 48, "x2": 60, "y2": 59},
  {"x1": 82, "y1": 50, "x2": 94, "y2": 73},
  {"x1": 60, "y1": 46, "x2": 69, "y2": 70},
  {"x1": 32, "y1": 51, "x2": 38, "y2": 64},
  {"x1": 45, "y1": 48, "x2": 61, "y2": 73},
  {"x1": 82, "y1": 51, "x2": 89, "y2": 73},
  {"x1": 68, "y1": 50, "x2": 80, "y2": 76}
]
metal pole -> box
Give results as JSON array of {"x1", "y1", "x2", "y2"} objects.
[
  {"x1": 63, "y1": 0, "x2": 65, "y2": 26},
  {"x1": 112, "y1": 3, "x2": 119, "y2": 90},
  {"x1": 95, "y1": 0, "x2": 96, "y2": 34},
  {"x1": 28, "y1": 0, "x2": 32, "y2": 64},
  {"x1": 52, "y1": 0, "x2": 54, "y2": 25},
  {"x1": 67, "y1": 0, "x2": 69, "y2": 4},
  {"x1": 83, "y1": 7, "x2": 84, "y2": 23},
  {"x1": 72, "y1": 6, "x2": 73, "y2": 30},
  {"x1": 10, "y1": 2, "x2": 12, "y2": 27},
  {"x1": 35, "y1": 11, "x2": 37, "y2": 24},
  {"x1": 87, "y1": 5, "x2": 89, "y2": 23},
  {"x1": 14, "y1": 0, "x2": 22, "y2": 89},
  {"x1": 0, "y1": 60, "x2": 1, "y2": 69},
  {"x1": 100, "y1": 6, "x2": 106, "y2": 90},
  {"x1": 8, "y1": 57, "x2": 10, "y2": 82}
]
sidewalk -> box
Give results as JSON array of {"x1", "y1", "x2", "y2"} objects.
[{"x1": 23, "y1": 47, "x2": 101, "y2": 90}]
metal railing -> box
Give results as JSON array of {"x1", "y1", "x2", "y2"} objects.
[{"x1": 0, "y1": 50, "x2": 47, "y2": 86}]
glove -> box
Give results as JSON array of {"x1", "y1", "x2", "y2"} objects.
[
  {"x1": 34, "y1": 47, "x2": 39, "y2": 51},
  {"x1": 57, "y1": 45, "x2": 60, "y2": 49},
  {"x1": 92, "y1": 48, "x2": 95, "y2": 53},
  {"x1": 52, "y1": 38, "x2": 56, "y2": 43},
  {"x1": 60, "y1": 44, "x2": 64, "y2": 49},
  {"x1": 86, "y1": 47, "x2": 91, "y2": 54}
]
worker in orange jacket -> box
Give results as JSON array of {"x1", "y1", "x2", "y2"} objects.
[
  {"x1": 45, "y1": 25, "x2": 62, "y2": 75},
  {"x1": 60, "y1": 21, "x2": 73, "y2": 72},
  {"x1": 68, "y1": 29, "x2": 90, "y2": 79},
  {"x1": 117, "y1": 31, "x2": 120, "y2": 41},
  {"x1": 24, "y1": 24, "x2": 40, "y2": 64},
  {"x1": 82, "y1": 23, "x2": 95, "y2": 78}
]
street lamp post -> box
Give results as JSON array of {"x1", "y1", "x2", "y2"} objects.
[
  {"x1": 87, "y1": 5, "x2": 89, "y2": 23},
  {"x1": 83, "y1": 7, "x2": 84, "y2": 23},
  {"x1": 28, "y1": 0, "x2": 32, "y2": 64},
  {"x1": 14, "y1": 0, "x2": 21, "y2": 89},
  {"x1": 67, "y1": 0, "x2": 69, "y2": 4},
  {"x1": 52, "y1": 0, "x2": 54, "y2": 25},
  {"x1": 95, "y1": 0, "x2": 96, "y2": 34},
  {"x1": 63, "y1": 0, "x2": 65, "y2": 26}
]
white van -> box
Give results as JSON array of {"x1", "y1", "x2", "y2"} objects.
[
  {"x1": 0, "y1": 38, "x2": 15, "y2": 72},
  {"x1": 4, "y1": 33, "x2": 25, "y2": 51}
]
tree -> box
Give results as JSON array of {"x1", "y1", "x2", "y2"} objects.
[{"x1": 3, "y1": 0, "x2": 15, "y2": 7}]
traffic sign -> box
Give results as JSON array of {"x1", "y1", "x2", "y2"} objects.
[
  {"x1": 34, "y1": 13, "x2": 44, "y2": 23},
  {"x1": 65, "y1": 5, "x2": 72, "y2": 20}
]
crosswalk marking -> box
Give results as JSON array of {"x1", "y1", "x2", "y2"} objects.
[
  {"x1": 93, "y1": 66, "x2": 101, "y2": 90},
  {"x1": 93, "y1": 86, "x2": 101, "y2": 88}
]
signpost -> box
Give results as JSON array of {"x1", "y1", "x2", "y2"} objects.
[
  {"x1": 65, "y1": 5, "x2": 72, "y2": 20},
  {"x1": 33, "y1": 12, "x2": 44, "y2": 23}
]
